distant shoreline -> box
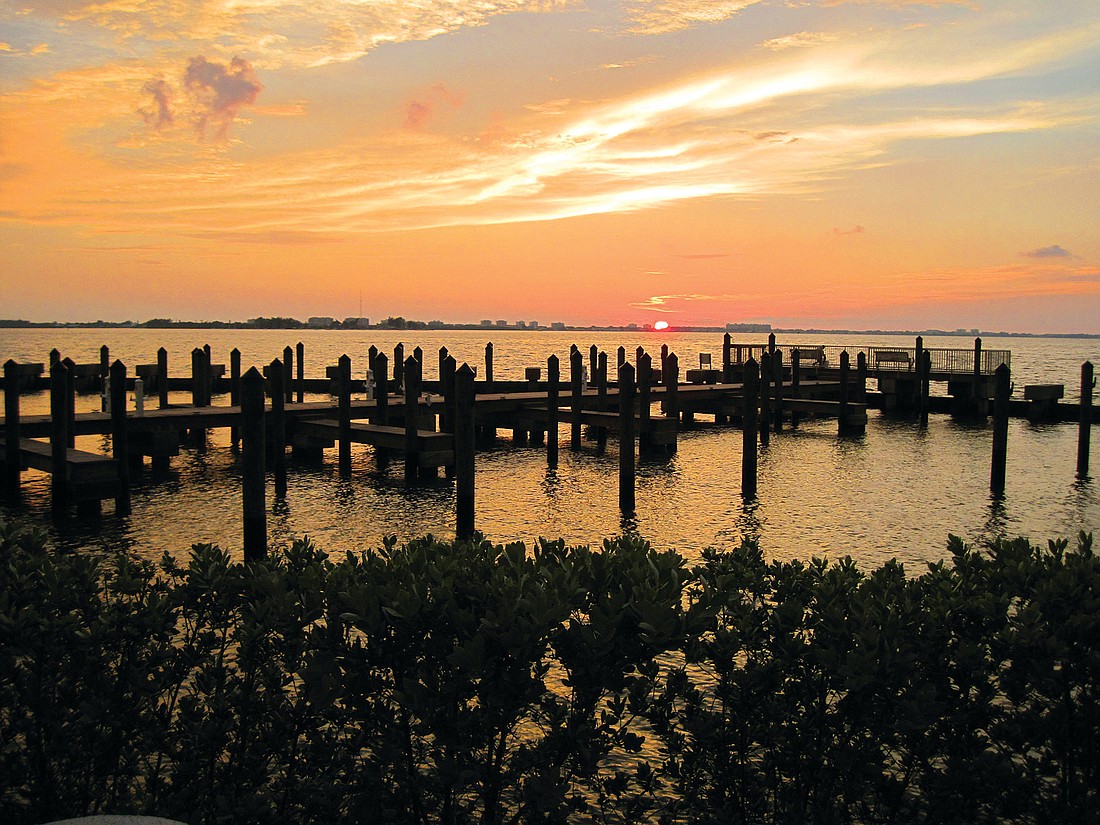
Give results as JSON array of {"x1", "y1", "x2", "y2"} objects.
[{"x1": 0, "y1": 319, "x2": 1097, "y2": 339}]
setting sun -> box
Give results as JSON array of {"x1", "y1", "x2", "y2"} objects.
[{"x1": 654, "y1": 321, "x2": 670, "y2": 330}]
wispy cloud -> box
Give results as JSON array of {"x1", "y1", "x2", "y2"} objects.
[{"x1": 1022, "y1": 244, "x2": 1072, "y2": 258}]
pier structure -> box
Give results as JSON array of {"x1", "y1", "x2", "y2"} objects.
[{"x1": 2, "y1": 336, "x2": 1095, "y2": 554}]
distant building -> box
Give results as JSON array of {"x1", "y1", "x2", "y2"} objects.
[
  {"x1": 529, "y1": 321, "x2": 539, "y2": 329},
  {"x1": 480, "y1": 320, "x2": 493, "y2": 327},
  {"x1": 495, "y1": 320, "x2": 507, "y2": 327},
  {"x1": 551, "y1": 322, "x2": 566, "y2": 331},
  {"x1": 308, "y1": 316, "x2": 336, "y2": 328},
  {"x1": 516, "y1": 321, "x2": 527, "y2": 329},
  {"x1": 626, "y1": 323, "x2": 639, "y2": 330},
  {"x1": 343, "y1": 316, "x2": 370, "y2": 329}
]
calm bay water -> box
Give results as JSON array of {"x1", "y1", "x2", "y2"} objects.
[{"x1": 1, "y1": 327, "x2": 1097, "y2": 570}]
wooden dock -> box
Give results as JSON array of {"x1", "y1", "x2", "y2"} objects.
[{"x1": 2, "y1": 337, "x2": 1095, "y2": 557}]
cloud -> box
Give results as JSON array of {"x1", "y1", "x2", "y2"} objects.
[
  {"x1": 140, "y1": 79, "x2": 174, "y2": 128},
  {"x1": 833, "y1": 225, "x2": 865, "y2": 235},
  {"x1": 1021, "y1": 244, "x2": 1071, "y2": 258},
  {"x1": 761, "y1": 31, "x2": 841, "y2": 51},
  {"x1": 624, "y1": 1, "x2": 763, "y2": 35},
  {"x1": 184, "y1": 56, "x2": 263, "y2": 139},
  {"x1": 404, "y1": 83, "x2": 464, "y2": 129},
  {"x1": 675, "y1": 253, "x2": 730, "y2": 259}
]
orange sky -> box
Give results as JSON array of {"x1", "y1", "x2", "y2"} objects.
[{"x1": 2, "y1": 1, "x2": 1099, "y2": 331}]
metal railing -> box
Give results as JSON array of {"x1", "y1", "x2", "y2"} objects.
[{"x1": 725, "y1": 342, "x2": 1010, "y2": 376}]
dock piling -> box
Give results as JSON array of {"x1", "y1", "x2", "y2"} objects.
[
  {"x1": 619, "y1": 361, "x2": 636, "y2": 515},
  {"x1": 638, "y1": 353, "x2": 652, "y2": 452},
  {"x1": 485, "y1": 342, "x2": 494, "y2": 387},
  {"x1": 919, "y1": 351, "x2": 931, "y2": 427},
  {"x1": 838, "y1": 351, "x2": 850, "y2": 436},
  {"x1": 570, "y1": 348, "x2": 583, "y2": 450},
  {"x1": 4, "y1": 360, "x2": 21, "y2": 499},
  {"x1": 338, "y1": 354, "x2": 352, "y2": 477},
  {"x1": 455, "y1": 364, "x2": 476, "y2": 539},
  {"x1": 791, "y1": 348, "x2": 801, "y2": 428},
  {"x1": 283, "y1": 346, "x2": 293, "y2": 404},
  {"x1": 404, "y1": 355, "x2": 421, "y2": 482},
  {"x1": 547, "y1": 355, "x2": 559, "y2": 468},
  {"x1": 742, "y1": 358, "x2": 759, "y2": 499},
  {"x1": 62, "y1": 357, "x2": 76, "y2": 447},
  {"x1": 269, "y1": 358, "x2": 287, "y2": 498},
  {"x1": 394, "y1": 343, "x2": 405, "y2": 391},
  {"x1": 759, "y1": 352, "x2": 771, "y2": 445},
  {"x1": 991, "y1": 363, "x2": 1011, "y2": 497},
  {"x1": 241, "y1": 367, "x2": 267, "y2": 561},
  {"x1": 50, "y1": 360, "x2": 68, "y2": 516},
  {"x1": 157, "y1": 347, "x2": 169, "y2": 409},
  {"x1": 1078, "y1": 361, "x2": 1093, "y2": 480},
  {"x1": 110, "y1": 360, "x2": 131, "y2": 516},
  {"x1": 596, "y1": 350, "x2": 608, "y2": 453},
  {"x1": 296, "y1": 342, "x2": 304, "y2": 403},
  {"x1": 230, "y1": 348, "x2": 241, "y2": 449}
]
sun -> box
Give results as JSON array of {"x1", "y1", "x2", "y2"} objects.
[{"x1": 653, "y1": 320, "x2": 669, "y2": 330}]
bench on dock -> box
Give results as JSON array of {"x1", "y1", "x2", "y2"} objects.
[
  {"x1": 794, "y1": 347, "x2": 826, "y2": 366},
  {"x1": 873, "y1": 350, "x2": 913, "y2": 371},
  {"x1": 1023, "y1": 384, "x2": 1064, "y2": 422},
  {"x1": 294, "y1": 419, "x2": 454, "y2": 467}
]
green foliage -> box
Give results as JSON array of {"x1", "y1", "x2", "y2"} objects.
[{"x1": 1, "y1": 521, "x2": 1098, "y2": 824}]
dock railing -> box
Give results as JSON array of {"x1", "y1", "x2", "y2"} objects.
[{"x1": 726, "y1": 343, "x2": 1010, "y2": 376}]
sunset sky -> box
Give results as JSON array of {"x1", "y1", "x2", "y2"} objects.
[{"x1": 2, "y1": 1, "x2": 1098, "y2": 331}]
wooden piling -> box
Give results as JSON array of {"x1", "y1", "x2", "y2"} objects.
[
  {"x1": 589, "y1": 344, "x2": 598, "y2": 383},
  {"x1": 109, "y1": 359, "x2": 131, "y2": 516},
  {"x1": 50, "y1": 360, "x2": 68, "y2": 515},
  {"x1": 661, "y1": 344, "x2": 669, "y2": 375},
  {"x1": 723, "y1": 333, "x2": 732, "y2": 383},
  {"x1": 1078, "y1": 361, "x2": 1093, "y2": 479},
  {"x1": 240, "y1": 367, "x2": 267, "y2": 561},
  {"x1": 191, "y1": 348, "x2": 205, "y2": 407},
  {"x1": 638, "y1": 353, "x2": 652, "y2": 451},
  {"x1": 570, "y1": 348, "x2": 583, "y2": 450},
  {"x1": 856, "y1": 351, "x2": 868, "y2": 403},
  {"x1": 772, "y1": 350, "x2": 784, "y2": 432},
  {"x1": 919, "y1": 350, "x2": 931, "y2": 428},
  {"x1": 100, "y1": 345, "x2": 109, "y2": 395},
  {"x1": 547, "y1": 354, "x2": 559, "y2": 468},
  {"x1": 768, "y1": 333, "x2": 776, "y2": 355},
  {"x1": 296, "y1": 342, "x2": 304, "y2": 403},
  {"x1": 742, "y1": 358, "x2": 759, "y2": 499},
  {"x1": 619, "y1": 361, "x2": 636, "y2": 515},
  {"x1": 485, "y1": 342, "x2": 494, "y2": 386},
  {"x1": 664, "y1": 353, "x2": 679, "y2": 450},
  {"x1": 838, "y1": 351, "x2": 850, "y2": 436},
  {"x1": 404, "y1": 355, "x2": 421, "y2": 482},
  {"x1": 455, "y1": 363, "x2": 476, "y2": 539},
  {"x1": 394, "y1": 343, "x2": 405, "y2": 390},
  {"x1": 283, "y1": 346, "x2": 294, "y2": 404},
  {"x1": 990, "y1": 362, "x2": 1010, "y2": 496},
  {"x1": 617, "y1": 346, "x2": 626, "y2": 368},
  {"x1": 759, "y1": 352, "x2": 771, "y2": 445},
  {"x1": 441, "y1": 355, "x2": 457, "y2": 434},
  {"x1": 368, "y1": 344, "x2": 378, "y2": 375},
  {"x1": 413, "y1": 346, "x2": 423, "y2": 369},
  {"x1": 439, "y1": 346, "x2": 449, "y2": 381},
  {"x1": 4, "y1": 360, "x2": 21, "y2": 499},
  {"x1": 269, "y1": 358, "x2": 287, "y2": 498},
  {"x1": 338, "y1": 354, "x2": 352, "y2": 477},
  {"x1": 375, "y1": 353, "x2": 390, "y2": 428},
  {"x1": 596, "y1": 350, "x2": 608, "y2": 453},
  {"x1": 62, "y1": 357, "x2": 76, "y2": 447},
  {"x1": 50, "y1": 348, "x2": 60, "y2": 367},
  {"x1": 230, "y1": 348, "x2": 241, "y2": 449},
  {"x1": 203, "y1": 344, "x2": 212, "y2": 402},
  {"x1": 157, "y1": 347, "x2": 169, "y2": 409},
  {"x1": 790, "y1": 348, "x2": 801, "y2": 428}
]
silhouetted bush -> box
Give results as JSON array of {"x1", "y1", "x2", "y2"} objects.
[{"x1": 1, "y1": 518, "x2": 1097, "y2": 824}]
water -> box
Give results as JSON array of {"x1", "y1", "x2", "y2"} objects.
[{"x1": 1, "y1": 327, "x2": 1097, "y2": 571}]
